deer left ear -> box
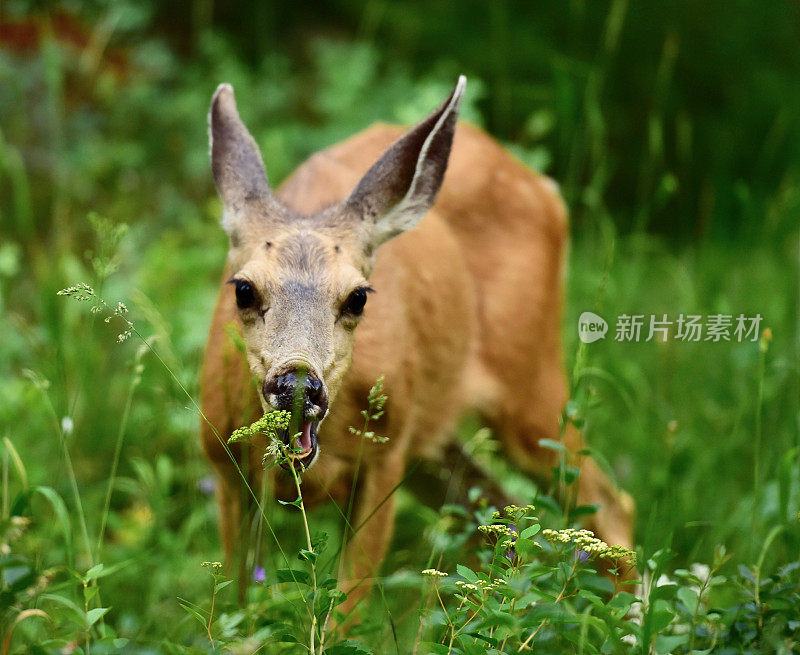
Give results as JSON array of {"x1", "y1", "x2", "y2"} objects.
[
  {"x1": 345, "y1": 76, "x2": 466, "y2": 251},
  {"x1": 209, "y1": 83, "x2": 273, "y2": 239}
]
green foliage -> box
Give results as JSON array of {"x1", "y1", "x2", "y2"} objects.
[
  {"x1": 4, "y1": 463, "x2": 800, "y2": 652},
  {"x1": 564, "y1": 228, "x2": 800, "y2": 568},
  {"x1": 0, "y1": 1, "x2": 799, "y2": 653},
  {"x1": 414, "y1": 510, "x2": 800, "y2": 654}
]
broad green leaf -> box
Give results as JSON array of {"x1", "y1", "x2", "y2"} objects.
[
  {"x1": 676, "y1": 585, "x2": 698, "y2": 612},
  {"x1": 460, "y1": 642, "x2": 489, "y2": 655},
  {"x1": 419, "y1": 644, "x2": 450, "y2": 655},
  {"x1": 520, "y1": 524, "x2": 541, "y2": 538},
  {"x1": 649, "y1": 608, "x2": 676, "y2": 633},
  {"x1": 655, "y1": 633, "x2": 689, "y2": 653},
  {"x1": 86, "y1": 606, "x2": 110, "y2": 627},
  {"x1": 276, "y1": 568, "x2": 311, "y2": 586},
  {"x1": 83, "y1": 563, "x2": 104, "y2": 583},
  {"x1": 298, "y1": 548, "x2": 318, "y2": 564},
  {"x1": 40, "y1": 593, "x2": 85, "y2": 626},
  {"x1": 608, "y1": 591, "x2": 638, "y2": 612},
  {"x1": 456, "y1": 564, "x2": 478, "y2": 583},
  {"x1": 477, "y1": 609, "x2": 515, "y2": 629},
  {"x1": 514, "y1": 537, "x2": 540, "y2": 558},
  {"x1": 318, "y1": 573, "x2": 339, "y2": 589},
  {"x1": 325, "y1": 639, "x2": 373, "y2": 654},
  {"x1": 578, "y1": 588, "x2": 604, "y2": 606},
  {"x1": 179, "y1": 602, "x2": 207, "y2": 626}
]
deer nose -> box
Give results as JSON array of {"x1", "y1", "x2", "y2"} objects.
[
  {"x1": 306, "y1": 376, "x2": 325, "y2": 408},
  {"x1": 263, "y1": 369, "x2": 328, "y2": 419}
]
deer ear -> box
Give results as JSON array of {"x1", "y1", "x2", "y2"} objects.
[
  {"x1": 345, "y1": 76, "x2": 466, "y2": 251},
  {"x1": 208, "y1": 84, "x2": 271, "y2": 236}
]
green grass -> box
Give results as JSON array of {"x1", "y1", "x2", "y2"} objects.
[
  {"x1": 3, "y1": 218, "x2": 797, "y2": 652},
  {"x1": 565, "y1": 226, "x2": 799, "y2": 567},
  {"x1": 1, "y1": 9, "x2": 799, "y2": 653}
]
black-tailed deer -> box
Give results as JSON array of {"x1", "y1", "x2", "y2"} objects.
[{"x1": 201, "y1": 77, "x2": 633, "y2": 610}]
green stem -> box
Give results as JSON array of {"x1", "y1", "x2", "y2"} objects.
[
  {"x1": 96, "y1": 355, "x2": 140, "y2": 557},
  {"x1": 442, "y1": 593, "x2": 464, "y2": 651},
  {"x1": 753, "y1": 332, "x2": 768, "y2": 553},
  {"x1": 518, "y1": 557, "x2": 577, "y2": 651},
  {"x1": 339, "y1": 412, "x2": 370, "y2": 578},
  {"x1": 207, "y1": 577, "x2": 217, "y2": 649},
  {"x1": 290, "y1": 461, "x2": 318, "y2": 655},
  {"x1": 41, "y1": 392, "x2": 93, "y2": 568}
]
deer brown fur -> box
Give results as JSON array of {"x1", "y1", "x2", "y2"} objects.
[{"x1": 200, "y1": 78, "x2": 633, "y2": 612}]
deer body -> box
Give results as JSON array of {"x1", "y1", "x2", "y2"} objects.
[{"x1": 201, "y1": 80, "x2": 633, "y2": 609}]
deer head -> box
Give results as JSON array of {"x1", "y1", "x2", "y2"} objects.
[{"x1": 208, "y1": 77, "x2": 465, "y2": 468}]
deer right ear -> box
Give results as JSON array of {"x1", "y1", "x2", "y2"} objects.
[
  {"x1": 208, "y1": 84, "x2": 271, "y2": 237},
  {"x1": 345, "y1": 76, "x2": 466, "y2": 252}
]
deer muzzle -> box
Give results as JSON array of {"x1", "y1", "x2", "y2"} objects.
[{"x1": 262, "y1": 366, "x2": 328, "y2": 469}]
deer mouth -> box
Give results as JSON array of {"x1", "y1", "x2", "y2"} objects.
[{"x1": 280, "y1": 420, "x2": 319, "y2": 470}]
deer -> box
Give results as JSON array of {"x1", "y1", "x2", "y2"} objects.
[{"x1": 200, "y1": 76, "x2": 634, "y2": 613}]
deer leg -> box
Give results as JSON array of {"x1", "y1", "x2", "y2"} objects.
[
  {"x1": 337, "y1": 458, "x2": 402, "y2": 621},
  {"x1": 213, "y1": 457, "x2": 260, "y2": 603},
  {"x1": 573, "y1": 452, "x2": 635, "y2": 550},
  {"x1": 215, "y1": 464, "x2": 244, "y2": 570},
  {"x1": 495, "y1": 409, "x2": 634, "y2": 549}
]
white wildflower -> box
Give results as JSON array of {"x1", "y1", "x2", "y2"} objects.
[{"x1": 421, "y1": 569, "x2": 447, "y2": 578}]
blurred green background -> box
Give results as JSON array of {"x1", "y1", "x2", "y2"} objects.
[{"x1": 1, "y1": 0, "x2": 799, "y2": 649}]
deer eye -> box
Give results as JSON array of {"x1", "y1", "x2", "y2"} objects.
[
  {"x1": 342, "y1": 287, "x2": 369, "y2": 317},
  {"x1": 234, "y1": 280, "x2": 256, "y2": 310}
]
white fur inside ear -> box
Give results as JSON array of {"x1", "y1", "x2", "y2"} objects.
[
  {"x1": 221, "y1": 207, "x2": 234, "y2": 236},
  {"x1": 408, "y1": 74, "x2": 466, "y2": 199},
  {"x1": 371, "y1": 75, "x2": 466, "y2": 246},
  {"x1": 370, "y1": 198, "x2": 429, "y2": 245}
]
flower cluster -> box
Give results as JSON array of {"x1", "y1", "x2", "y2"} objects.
[
  {"x1": 478, "y1": 523, "x2": 513, "y2": 538},
  {"x1": 347, "y1": 425, "x2": 389, "y2": 443},
  {"x1": 57, "y1": 283, "x2": 98, "y2": 304},
  {"x1": 349, "y1": 376, "x2": 389, "y2": 443},
  {"x1": 498, "y1": 504, "x2": 536, "y2": 520},
  {"x1": 452, "y1": 577, "x2": 507, "y2": 600},
  {"x1": 542, "y1": 527, "x2": 637, "y2": 565},
  {"x1": 455, "y1": 580, "x2": 479, "y2": 592},
  {"x1": 600, "y1": 544, "x2": 638, "y2": 565},
  {"x1": 543, "y1": 527, "x2": 598, "y2": 546},
  {"x1": 228, "y1": 411, "x2": 291, "y2": 444},
  {"x1": 421, "y1": 569, "x2": 448, "y2": 578},
  {"x1": 201, "y1": 561, "x2": 223, "y2": 573},
  {"x1": 58, "y1": 283, "x2": 133, "y2": 341}
]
